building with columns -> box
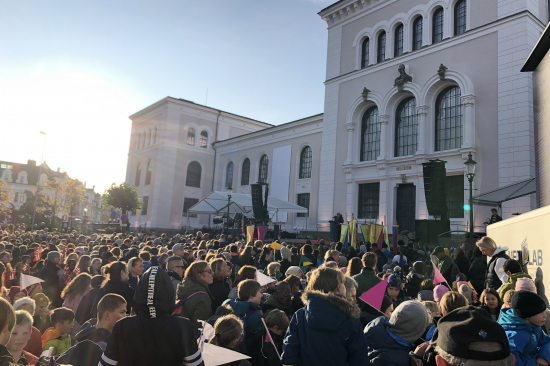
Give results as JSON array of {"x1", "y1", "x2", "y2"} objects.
[{"x1": 125, "y1": 0, "x2": 546, "y2": 235}]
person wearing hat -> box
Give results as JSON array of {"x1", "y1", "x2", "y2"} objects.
[
  {"x1": 364, "y1": 301, "x2": 430, "y2": 365},
  {"x1": 499, "y1": 291, "x2": 550, "y2": 366},
  {"x1": 433, "y1": 247, "x2": 458, "y2": 285},
  {"x1": 38, "y1": 251, "x2": 62, "y2": 306},
  {"x1": 279, "y1": 246, "x2": 293, "y2": 279},
  {"x1": 386, "y1": 273, "x2": 406, "y2": 308},
  {"x1": 405, "y1": 261, "x2": 425, "y2": 299},
  {"x1": 423, "y1": 305, "x2": 514, "y2": 365}
]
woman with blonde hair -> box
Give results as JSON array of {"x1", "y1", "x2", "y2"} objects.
[{"x1": 476, "y1": 236, "x2": 510, "y2": 290}]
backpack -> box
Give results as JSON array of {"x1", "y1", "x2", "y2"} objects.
[{"x1": 171, "y1": 291, "x2": 207, "y2": 318}]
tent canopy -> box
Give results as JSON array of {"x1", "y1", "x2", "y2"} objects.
[
  {"x1": 188, "y1": 191, "x2": 308, "y2": 215},
  {"x1": 471, "y1": 177, "x2": 536, "y2": 207}
]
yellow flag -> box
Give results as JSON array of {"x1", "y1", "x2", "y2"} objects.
[
  {"x1": 270, "y1": 242, "x2": 283, "y2": 250},
  {"x1": 246, "y1": 225, "x2": 255, "y2": 244},
  {"x1": 350, "y1": 216, "x2": 357, "y2": 249}
]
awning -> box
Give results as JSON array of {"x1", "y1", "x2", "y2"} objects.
[
  {"x1": 471, "y1": 177, "x2": 536, "y2": 207},
  {"x1": 188, "y1": 191, "x2": 308, "y2": 215}
]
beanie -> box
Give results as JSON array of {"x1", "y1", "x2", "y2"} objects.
[
  {"x1": 387, "y1": 274, "x2": 402, "y2": 289},
  {"x1": 434, "y1": 285, "x2": 450, "y2": 302},
  {"x1": 515, "y1": 278, "x2": 536, "y2": 293},
  {"x1": 388, "y1": 301, "x2": 430, "y2": 343},
  {"x1": 381, "y1": 295, "x2": 393, "y2": 313},
  {"x1": 458, "y1": 284, "x2": 474, "y2": 304},
  {"x1": 512, "y1": 290, "x2": 547, "y2": 319},
  {"x1": 46, "y1": 251, "x2": 60, "y2": 262},
  {"x1": 280, "y1": 247, "x2": 292, "y2": 260}
]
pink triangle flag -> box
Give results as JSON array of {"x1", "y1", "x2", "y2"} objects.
[
  {"x1": 359, "y1": 277, "x2": 389, "y2": 311},
  {"x1": 432, "y1": 261, "x2": 448, "y2": 285}
]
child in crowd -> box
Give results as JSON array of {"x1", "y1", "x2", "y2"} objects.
[
  {"x1": 457, "y1": 283, "x2": 477, "y2": 305},
  {"x1": 208, "y1": 315, "x2": 251, "y2": 366},
  {"x1": 41, "y1": 307, "x2": 74, "y2": 356},
  {"x1": 440, "y1": 292, "x2": 468, "y2": 316},
  {"x1": 0, "y1": 298, "x2": 16, "y2": 366},
  {"x1": 499, "y1": 291, "x2": 550, "y2": 366},
  {"x1": 262, "y1": 309, "x2": 289, "y2": 366},
  {"x1": 433, "y1": 285, "x2": 449, "y2": 305},
  {"x1": 480, "y1": 288, "x2": 502, "y2": 321},
  {"x1": 32, "y1": 293, "x2": 51, "y2": 334},
  {"x1": 500, "y1": 259, "x2": 532, "y2": 300},
  {"x1": 386, "y1": 274, "x2": 406, "y2": 308},
  {"x1": 6, "y1": 310, "x2": 38, "y2": 365},
  {"x1": 417, "y1": 279, "x2": 435, "y2": 302},
  {"x1": 420, "y1": 301, "x2": 441, "y2": 342},
  {"x1": 502, "y1": 290, "x2": 516, "y2": 308}
]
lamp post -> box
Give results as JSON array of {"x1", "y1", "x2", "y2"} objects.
[
  {"x1": 464, "y1": 152, "x2": 477, "y2": 235},
  {"x1": 226, "y1": 186, "x2": 232, "y2": 230},
  {"x1": 31, "y1": 131, "x2": 47, "y2": 231}
]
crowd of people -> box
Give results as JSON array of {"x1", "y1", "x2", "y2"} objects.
[{"x1": 0, "y1": 226, "x2": 548, "y2": 366}]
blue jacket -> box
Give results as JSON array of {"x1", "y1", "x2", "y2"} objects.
[
  {"x1": 281, "y1": 291, "x2": 367, "y2": 366},
  {"x1": 364, "y1": 317, "x2": 414, "y2": 365},
  {"x1": 499, "y1": 308, "x2": 550, "y2": 366},
  {"x1": 222, "y1": 299, "x2": 263, "y2": 335}
]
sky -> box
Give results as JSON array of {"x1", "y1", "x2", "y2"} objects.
[{"x1": 0, "y1": 0, "x2": 333, "y2": 193}]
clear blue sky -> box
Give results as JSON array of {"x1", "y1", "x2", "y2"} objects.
[{"x1": 0, "y1": 0, "x2": 332, "y2": 192}]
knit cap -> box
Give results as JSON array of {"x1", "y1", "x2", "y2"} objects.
[
  {"x1": 458, "y1": 284, "x2": 474, "y2": 304},
  {"x1": 512, "y1": 290, "x2": 547, "y2": 319},
  {"x1": 46, "y1": 251, "x2": 60, "y2": 261},
  {"x1": 434, "y1": 285, "x2": 450, "y2": 302},
  {"x1": 280, "y1": 247, "x2": 292, "y2": 260},
  {"x1": 388, "y1": 301, "x2": 430, "y2": 343},
  {"x1": 387, "y1": 273, "x2": 402, "y2": 289},
  {"x1": 515, "y1": 277, "x2": 536, "y2": 293},
  {"x1": 360, "y1": 244, "x2": 367, "y2": 254}
]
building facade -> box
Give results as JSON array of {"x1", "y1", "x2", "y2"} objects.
[{"x1": 125, "y1": 0, "x2": 546, "y2": 235}]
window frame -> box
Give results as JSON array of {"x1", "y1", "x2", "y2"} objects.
[
  {"x1": 186, "y1": 161, "x2": 202, "y2": 188},
  {"x1": 258, "y1": 155, "x2": 269, "y2": 184},
  {"x1": 454, "y1": 0, "x2": 467, "y2": 36},
  {"x1": 299, "y1": 146, "x2": 312, "y2": 179},
  {"x1": 433, "y1": 8, "x2": 444, "y2": 44},
  {"x1": 377, "y1": 31, "x2": 386, "y2": 63},
  {"x1": 187, "y1": 128, "x2": 195, "y2": 146},
  {"x1": 358, "y1": 182, "x2": 380, "y2": 219},
  {"x1": 361, "y1": 37, "x2": 370, "y2": 68},
  {"x1": 199, "y1": 130, "x2": 208, "y2": 148},
  {"x1": 182, "y1": 197, "x2": 199, "y2": 218},
  {"x1": 241, "y1": 158, "x2": 250, "y2": 186},
  {"x1": 225, "y1": 162, "x2": 234, "y2": 189},
  {"x1": 435, "y1": 86, "x2": 463, "y2": 151},
  {"x1": 412, "y1": 16, "x2": 423, "y2": 51},
  {"x1": 446, "y1": 175, "x2": 464, "y2": 218},
  {"x1": 360, "y1": 106, "x2": 380, "y2": 162},
  {"x1": 394, "y1": 24, "x2": 404, "y2": 57},
  {"x1": 297, "y1": 193, "x2": 310, "y2": 218},
  {"x1": 395, "y1": 97, "x2": 419, "y2": 157}
]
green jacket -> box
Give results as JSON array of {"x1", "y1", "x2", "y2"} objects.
[
  {"x1": 353, "y1": 267, "x2": 382, "y2": 297},
  {"x1": 176, "y1": 277, "x2": 213, "y2": 334},
  {"x1": 500, "y1": 272, "x2": 532, "y2": 300},
  {"x1": 42, "y1": 332, "x2": 71, "y2": 356}
]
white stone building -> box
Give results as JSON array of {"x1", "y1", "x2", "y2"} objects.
[{"x1": 125, "y1": 0, "x2": 546, "y2": 236}]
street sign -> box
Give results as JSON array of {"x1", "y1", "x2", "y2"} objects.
[{"x1": 121, "y1": 214, "x2": 128, "y2": 222}]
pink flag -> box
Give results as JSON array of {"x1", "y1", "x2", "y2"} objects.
[
  {"x1": 359, "y1": 277, "x2": 389, "y2": 311},
  {"x1": 257, "y1": 225, "x2": 269, "y2": 241},
  {"x1": 265, "y1": 331, "x2": 272, "y2": 343},
  {"x1": 432, "y1": 262, "x2": 448, "y2": 285}
]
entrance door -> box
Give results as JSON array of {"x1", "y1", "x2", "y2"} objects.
[{"x1": 396, "y1": 184, "x2": 416, "y2": 232}]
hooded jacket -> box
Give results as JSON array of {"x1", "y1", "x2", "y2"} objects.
[
  {"x1": 468, "y1": 255, "x2": 488, "y2": 295},
  {"x1": 209, "y1": 277, "x2": 230, "y2": 314},
  {"x1": 281, "y1": 291, "x2": 367, "y2": 366},
  {"x1": 222, "y1": 299, "x2": 263, "y2": 335},
  {"x1": 41, "y1": 327, "x2": 72, "y2": 356},
  {"x1": 364, "y1": 317, "x2": 413, "y2": 365},
  {"x1": 500, "y1": 272, "x2": 532, "y2": 300},
  {"x1": 353, "y1": 267, "x2": 382, "y2": 297},
  {"x1": 75, "y1": 321, "x2": 111, "y2": 350},
  {"x1": 485, "y1": 247, "x2": 510, "y2": 290},
  {"x1": 176, "y1": 277, "x2": 213, "y2": 334},
  {"x1": 91, "y1": 279, "x2": 135, "y2": 317},
  {"x1": 499, "y1": 308, "x2": 550, "y2": 366},
  {"x1": 100, "y1": 266, "x2": 204, "y2": 366}
]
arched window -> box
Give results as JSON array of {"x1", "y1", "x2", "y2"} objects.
[
  {"x1": 225, "y1": 162, "x2": 234, "y2": 189},
  {"x1": 436, "y1": 86, "x2": 463, "y2": 151},
  {"x1": 361, "y1": 106, "x2": 380, "y2": 161},
  {"x1": 187, "y1": 128, "x2": 195, "y2": 145},
  {"x1": 241, "y1": 158, "x2": 250, "y2": 186},
  {"x1": 454, "y1": 0, "x2": 466, "y2": 35},
  {"x1": 186, "y1": 161, "x2": 201, "y2": 187},
  {"x1": 395, "y1": 97, "x2": 419, "y2": 157},
  {"x1": 200, "y1": 130, "x2": 208, "y2": 148},
  {"x1": 135, "y1": 163, "x2": 141, "y2": 186},
  {"x1": 394, "y1": 24, "x2": 404, "y2": 57},
  {"x1": 377, "y1": 32, "x2": 386, "y2": 63},
  {"x1": 433, "y1": 8, "x2": 444, "y2": 44},
  {"x1": 258, "y1": 155, "x2": 269, "y2": 183},
  {"x1": 153, "y1": 127, "x2": 157, "y2": 144},
  {"x1": 145, "y1": 160, "x2": 152, "y2": 185},
  {"x1": 299, "y1": 146, "x2": 312, "y2": 179},
  {"x1": 136, "y1": 133, "x2": 141, "y2": 150},
  {"x1": 361, "y1": 38, "x2": 369, "y2": 68},
  {"x1": 412, "y1": 16, "x2": 423, "y2": 51}
]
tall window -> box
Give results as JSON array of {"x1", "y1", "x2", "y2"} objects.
[
  {"x1": 454, "y1": 0, "x2": 466, "y2": 35},
  {"x1": 446, "y1": 175, "x2": 464, "y2": 218},
  {"x1": 412, "y1": 16, "x2": 423, "y2": 51},
  {"x1": 187, "y1": 128, "x2": 195, "y2": 145},
  {"x1": 182, "y1": 198, "x2": 199, "y2": 218},
  {"x1": 299, "y1": 146, "x2": 312, "y2": 179},
  {"x1": 15, "y1": 192, "x2": 25, "y2": 203},
  {"x1": 436, "y1": 86, "x2": 463, "y2": 151},
  {"x1": 145, "y1": 160, "x2": 152, "y2": 185},
  {"x1": 377, "y1": 32, "x2": 386, "y2": 63},
  {"x1": 186, "y1": 161, "x2": 201, "y2": 187},
  {"x1": 241, "y1": 158, "x2": 250, "y2": 186},
  {"x1": 153, "y1": 127, "x2": 157, "y2": 144},
  {"x1": 142, "y1": 196, "x2": 149, "y2": 215},
  {"x1": 297, "y1": 193, "x2": 310, "y2": 218},
  {"x1": 361, "y1": 38, "x2": 369, "y2": 68},
  {"x1": 395, "y1": 97, "x2": 419, "y2": 157},
  {"x1": 136, "y1": 133, "x2": 141, "y2": 150},
  {"x1": 361, "y1": 106, "x2": 380, "y2": 161},
  {"x1": 200, "y1": 130, "x2": 208, "y2": 148},
  {"x1": 394, "y1": 24, "x2": 404, "y2": 57},
  {"x1": 258, "y1": 155, "x2": 269, "y2": 183},
  {"x1": 135, "y1": 163, "x2": 141, "y2": 186},
  {"x1": 358, "y1": 182, "x2": 380, "y2": 219},
  {"x1": 225, "y1": 162, "x2": 234, "y2": 189},
  {"x1": 433, "y1": 8, "x2": 444, "y2": 44}
]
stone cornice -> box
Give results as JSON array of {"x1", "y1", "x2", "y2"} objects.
[{"x1": 318, "y1": 0, "x2": 393, "y2": 27}]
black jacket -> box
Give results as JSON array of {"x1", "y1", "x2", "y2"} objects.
[
  {"x1": 404, "y1": 272, "x2": 424, "y2": 299},
  {"x1": 39, "y1": 260, "x2": 60, "y2": 301},
  {"x1": 208, "y1": 277, "x2": 230, "y2": 314},
  {"x1": 100, "y1": 266, "x2": 204, "y2": 366},
  {"x1": 468, "y1": 256, "x2": 487, "y2": 295},
  {"x1": 454, "y1": 256, "x2": 470, "y2": 276},
  {"x1": 485, "y1": 249, "x2": 510, "y2": 290},
  {"x1": 75, "y1": 323, "x2": 111, "y2": 350},
  {"x1": 91, "y1": 280, "x2": 135, "y2": 317},
  {"x1": 279, "y1": 259, "x2": 292, "y2": 279},
  {"x1": 0, "y1": 345, "x2": 13, "y2": 366}
]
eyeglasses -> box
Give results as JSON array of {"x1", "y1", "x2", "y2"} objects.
[{"x1": 202, "y1": 269, "x2": 213, "y2": 274}]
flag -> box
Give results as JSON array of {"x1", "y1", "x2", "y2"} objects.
[
  {"x1": 270, "y1": 242, "x2": 283, "y2": 250},
  {"x1": 376, "y1": 226, "x2": 384, "y2": 247},
  {"x1": 350, "y1": 216, "x2": 357, "y2": 249},
  {"x1": 20, "y1": 274, "x2": 44, "y2": 291},
  {"x1": 257, "y1": 225, "x2": 268, "y2": 241},
  {"x1": 10, "y1": 269, "x2": 16, "y2": 281},
  {"x1": 299, "y1": 255, "x2": 313, "y2": 266},
  {"x1": 370, "y1": 224, "x2": 383, "y2": 243},
  {"x1": 201, "y1": 343, "x2": 250, "y2": 366},
  {"x1": 261, "y1": 318, "x2": 281, "y2": 359},
  {"x1": 256, "y1": 271, "x2": 276, "y2": 287},
  {"x1": 432, "y1": 262, "x2": 448, "y2": 285},
  {"x1": 22, "y1": 263, "x2": 30, "y2": 275},
  {"x1": 392, "y1": 225, "x2": 399, "y2": 255},
  {"x1": 339, "y1": 224, "x2": 349, "y2": 244},
  {"x1": 74, "y1": 266, "x2": 81, "y2": 275},
  {"x1": 359, "y1": 277, "x2": 390, "y2": 311},
  {"x1": 360, "y1": 225, "x2": 370, "y2": 244},
  {"x1": 246, "y1": 225, "x2": 255, "y2": 244}
]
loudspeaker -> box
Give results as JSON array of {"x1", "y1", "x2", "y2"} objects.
[
  {"x1": 251, "y1": 184, "x2": 268, "y2": 223},
  {"x1": 423, "y1": 160, "x2": 448, "y2": 217},
  {"x1": 415, "y1": 219, "x2": 451, "y2": 244}
]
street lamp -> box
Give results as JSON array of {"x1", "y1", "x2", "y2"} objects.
[
  {"x1": 226, "y1": 186, "x2": 232, "y2": 230},
  {"x1": 464, "y1": 152, "x2": 477, "y2": 235},
  {"x1": 32, "y1": 131, "x2": 47, "y2": 231}
]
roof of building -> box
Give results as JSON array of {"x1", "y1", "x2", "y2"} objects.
[
  {"x1": 318, "y1": 0, "x2": 347, "y2": 14},
  {"x1": 0, "y1": 159, "x2": 52, "y2": 186},
  {"x1": 522, "y1": 22, "x2": 550, "y2": 71}
]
